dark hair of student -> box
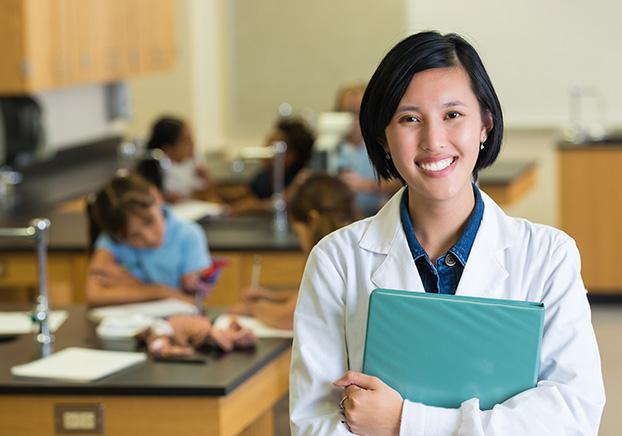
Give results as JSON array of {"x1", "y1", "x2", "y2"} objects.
[
  {"x1": 288, "y1": 173, "x2": 355, "y2": 248},
  {"x1": 360, "y1": 31, "x2": 504, "y2": 182},
  {"x1": 276, "y1": 117, "x2": 315, "y2": 168},
  {"x1": 90, "y1": 173, "x2": 156, "y2": 242},
  {"x1": 146, "y1": 116, "x2": 184, "y2": 150}
]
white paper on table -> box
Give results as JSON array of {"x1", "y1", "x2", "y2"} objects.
[
  {"x1": 0, "y1": 311, "x2": 68, "y2": 335},
  {"x1": 88, "y1": 299, "x2": 198, "y2": 323},
  {"x1": 170, "y1": 200, "x2": 225, "y2": 222},
  {"x1": 11, "y1": 347, "x2": 146, "y2": 382},
  {"x1": 214, "y1": 314, "x2": 293, "y2": 338},
  {"x1": 95, "y1": 314, "x2": 156, "y2": 340}
]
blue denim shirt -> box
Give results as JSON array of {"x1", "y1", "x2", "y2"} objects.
[{"x1": 400, "y1": 185, "x2": 484, "y2": 294}]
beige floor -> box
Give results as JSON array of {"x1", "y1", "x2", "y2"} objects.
[
  {"x1": 275, "y1": 304, "x2": 621, "y2": 436},
  {"x1": 593, "y1": 304, "x2": 621, "y2": 436}
]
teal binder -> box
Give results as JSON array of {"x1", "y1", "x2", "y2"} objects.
[{"x1": 362, "y1": 289, "x2": 544, "y2": 410}]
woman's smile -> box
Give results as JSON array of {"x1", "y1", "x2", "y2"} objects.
[{"x1": 415, "y1": 156, "x2": 458, "y2": 176}]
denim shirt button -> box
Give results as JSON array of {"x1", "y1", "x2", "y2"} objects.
[{"x1": 445, "y1": 252, "x2": 457, "y2": 267}]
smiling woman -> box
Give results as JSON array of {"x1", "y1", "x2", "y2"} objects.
[{"x1": 290, "y1": 31, "x2": 605, "y2": 436}]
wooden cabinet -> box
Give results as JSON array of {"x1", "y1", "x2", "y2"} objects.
[
  {"x1": 0, "y1": 0, "x2": 176, "y2": 93},
  {"x1": 0, "y1": 252, "x2": 88, "y2": 305},
  {"x1": 559, "y1": 146, "x2": 622, "y2": 294},
  {"x1": 0, "y1": 249, "x2": 305, "y2": 308},
  {"x1": 206, "y1": 251, "x2": 306, "y2": 307}
]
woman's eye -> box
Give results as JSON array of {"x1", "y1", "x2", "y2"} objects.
[
  {"x1": 446, "y1": 111, "x2": 461, "y2": 119},
  {"x1": 398, "y1": 115, "x2": 419, "y2": 123}
]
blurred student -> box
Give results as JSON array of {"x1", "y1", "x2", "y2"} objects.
[
  {"x1": 86, "y1": 173, "x2": 212, "y2": 307},
  {"x1": 225, "y1": 117, "x2": 315, "y2": 215},
  {"x1": 230, "y1": 173, "x2": 355, "y2": 329},
  {"x1": 145, "y1": 116, "x2": 213, "y2": 203},
  {"x1": 334, "y1": 83, "x2": 401, "y2": 217}
]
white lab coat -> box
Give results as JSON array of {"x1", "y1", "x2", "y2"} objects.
[{"x1": 290, "y1": 188, "x2": 605, "y2": 436}]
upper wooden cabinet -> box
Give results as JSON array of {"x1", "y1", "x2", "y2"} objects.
[{"x1": 0, "y1": 0, "x2": 176, "y2": 94}]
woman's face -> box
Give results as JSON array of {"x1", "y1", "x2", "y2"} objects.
[{"x1": 384, "y1": 66, "x2": 490, "y2": 203}]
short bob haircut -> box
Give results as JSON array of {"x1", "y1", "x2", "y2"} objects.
[{"x1": 360, "y1": 31, "x2": 503, "y2": 182}]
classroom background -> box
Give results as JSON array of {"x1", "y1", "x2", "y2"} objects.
[{"x1": 0, "y1": 0, "x2": 620, "y2": 435}]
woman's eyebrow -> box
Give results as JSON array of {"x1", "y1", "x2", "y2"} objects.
[
  {"x1": 395, "y1": 100, "x2": 466, "y2": 113},
  {"x1": 395, "y1": 104, "x2": 420, "y2": 113},
  {"x1": 442, "y1": 100, "x2": 466, "y2": 108}
]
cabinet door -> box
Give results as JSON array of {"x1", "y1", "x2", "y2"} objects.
[
  {"x1": 126, "y1": 0, "x2": 176, "y2": 74},
  {"x1": 0, "y1": 0, "x2": 29, "y2": 92},
  {"x1": 149, "y1": 0, "x2": 176, "y2": 71},
  {"x1": 559, "y1": 148, "x2": 622, "y2": 293},
  {"x1": 20, "y1": 0, "x2": 55, "y2": 91},
  {"x1": 92, "y1": 0, "x2": 129, "y2": 82},
  {"x1": 0, "y1": 253, "x2": 82, "y2": 305}
]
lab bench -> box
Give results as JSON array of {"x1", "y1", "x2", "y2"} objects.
[{"x1": 0, "y1": 305, "x2": 291, "y2": 436}]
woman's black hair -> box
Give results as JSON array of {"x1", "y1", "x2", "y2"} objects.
[
  {"x1": 146, "y1": 116, "x2": 184, "y2": 150},
  {"x1": 360, "y1": 31, "x2": 503, "y2": 182}
]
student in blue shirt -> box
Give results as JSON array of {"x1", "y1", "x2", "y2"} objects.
[
  {"x1": 334, "y1": 84, "x2": 401, "y2": 217},
  {"x1": 86, "y1": 173, "x2": 211, "y2": 307}
]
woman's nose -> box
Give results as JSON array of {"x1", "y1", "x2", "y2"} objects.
[{"x1": 419, "y1": 120, "x2": 445, "y2": 151}]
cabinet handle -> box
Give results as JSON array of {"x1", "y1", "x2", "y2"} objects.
[{"x1": 20, "y1": 59, "x2": 32, "y2": 77}]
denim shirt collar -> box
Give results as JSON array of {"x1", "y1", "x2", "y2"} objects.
[{"x1": 399, "y1": 184, "x2": 485, "y2": 266}]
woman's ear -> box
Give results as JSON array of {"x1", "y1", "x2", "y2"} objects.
[{"x1": 480, "y1": 111, "x2": 493, "y2": 143}]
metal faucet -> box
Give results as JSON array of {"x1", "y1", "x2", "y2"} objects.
[
  {"x1": 0, "y1": 218, "x2": 53, "y2": 356},
  {"x1": 236, "y1": 141, "x2": 289, "y2": 234},
  {"x1": 271, "y1": 141, "x2": 288, "y2": 234}
]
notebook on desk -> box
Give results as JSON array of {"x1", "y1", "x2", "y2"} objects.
[
  {"x1": 362, "y1": 288, "x2": 544, "y2": 410},
  {"x1": 11, "y1": 347, "x2": 147, "y2": 382}
]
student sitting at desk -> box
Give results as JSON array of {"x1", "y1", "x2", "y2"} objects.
[
  {"x1": 290, "y1": 32, "x2": 605, "y2": 435},
  {"x1": 230, "y1": 173, "x2": 355, "y2": 329},
  {"x1": 333, "y1": 83, "x2": 401, "y2": 217},
  {"x1": 86, "y1": 173, "x2": 212, "y2": 307},
  {"x1": 145, "y1": 115, "x2": 214, "y2": 203},
  {"x1": 224, "y1": 117, "x2": 315, "y2": 215}
]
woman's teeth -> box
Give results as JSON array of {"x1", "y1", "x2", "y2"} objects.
[{"x1": 418, "y1": 157, "x2": 454, "y2": 172}]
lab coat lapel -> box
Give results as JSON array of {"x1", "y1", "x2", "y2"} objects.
[
  {"x1": 456, "y1": 192, "x2": 512, "y2": 298},
  {"x1": 359, "y1": 188, "x2": 425, "y2": 293}
]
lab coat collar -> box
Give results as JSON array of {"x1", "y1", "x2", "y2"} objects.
[{"x1": 362, "y1": 187, "x2": 514, "y2": 297}]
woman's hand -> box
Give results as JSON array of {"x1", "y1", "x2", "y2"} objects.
[{"x1": 334, "y1": 371, "x2": 403, "y2": 436}]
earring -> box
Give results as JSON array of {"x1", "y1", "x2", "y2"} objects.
[
  {"x1": 385, "y1": 152, "x2": 391, "y2": 160},
  {"x1": 480, "y1": 142, "x2": 485, "y2": 150}
]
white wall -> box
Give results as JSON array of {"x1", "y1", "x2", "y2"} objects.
[
  {"x1": 223, "y1": 0, "x2": 404, "y2": 140},
  {"x1": 36, "y1": 84, "x2": 123, "y2": 151},
  {"x1": 403, "y1": 0, "x2": 622, "y2": 129}
]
